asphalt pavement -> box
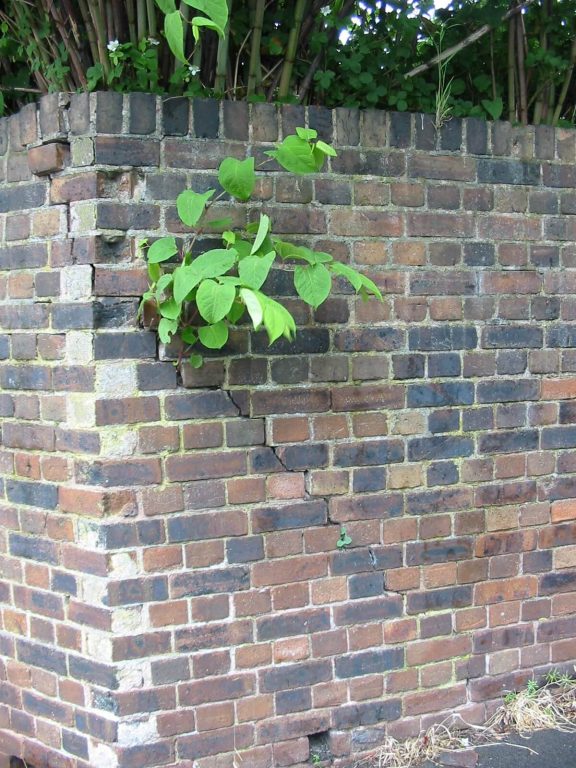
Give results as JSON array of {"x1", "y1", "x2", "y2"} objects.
[{"x1": 420, "y1": 729, "x2": 576, "y2": 768}]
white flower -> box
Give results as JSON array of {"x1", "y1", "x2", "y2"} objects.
[
  {"x1": 107, "y1": 39, "x2": 120, "y2": 52},
  {"x1": 148, "y1": 37, "x2": 160, "y2": 46},
  {"x1": 188, "y1": 64, "x2": 200, "y2": 76}
]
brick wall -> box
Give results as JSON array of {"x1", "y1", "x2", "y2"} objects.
[{"x1": 1, "y1": 93, "x2": 576, "y2": 768}]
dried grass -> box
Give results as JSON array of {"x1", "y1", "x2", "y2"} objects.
[{"x1": 355, "y1": 670, "x2": 576, "y2": 768}]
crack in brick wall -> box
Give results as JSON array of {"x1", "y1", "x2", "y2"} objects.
[{"x1": 1, "y1": 92, "x2": 576, "y2": 768}]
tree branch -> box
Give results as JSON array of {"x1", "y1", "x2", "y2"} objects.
[{"x1": 404, "y1": 0, "x2": 537, "y2": 79}]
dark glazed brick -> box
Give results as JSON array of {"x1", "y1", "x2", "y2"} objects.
[
  {"x1": 260, "y1": 660, "x2": 331, "y2": 692},
  {"x1": 408, "y1": 586, "x2": 472, "y2": 614},
  {"x1": 497, "y1": 350, "x2": 527, "y2": 375},
  {"x1": 478, "y1": 159, "x2": 540, "y2": 185},
  {"x1": 428, "y1": 353, "x2": 461, "y2": 378},
  {"x1": 334, "y1": 439, "x2": 404, "y2": 467},
  {"x1": 335, "y1": 108, "x2": 360, "y2": 146},
  {"x1": 415, "y1": 113, "x2": 436, "y2": 149},
  {"x1": 252, "y1": 329, "x2": 329, "y2": 355},
  {"x1": 129, "y1": 93, "x2": 157, "y2": 134},
  {"x1": 17, "y1": 638, "x2": 67, "y2": 675},
  {"x1": 336, "y1": 648, "x2": 403, "y2": 678},
  {"x1": 407, "y1": 382, "x2": 473, "y2": 407},
  {"x1": 276, "y1": 687, "x2": 311, "y2": 715},
  {"x1": 0, "y1": 182, "x2": 47, "y2": 212},
  {"x1": 408, "y1": 435, "x2": 473, "y2": 461},
  {"x1": 193, "y1": 99, "x2": 220, "y2": 138},
  {"x1": 467, "y1": 118, "x2": 488, "y2": 155},
  {"x1": 258, "y1": 609, "x2": 330, "y2": 641},
  {"x1": 227, "y1": 536, "x2": 264, "y2": 564},
  {"x1": 440, "y1": 118, "x2": 462, "y2": 150},
  {"x1": 406, "y1": 539, "x2": 472, "y2": 565},
  {"x1": 10, "y1": 533, "x2": 58, "y2": 564},
  {"x1": 479, "y1": 429, "x2": 538, "y2": 455},
  {"x1": 540, "y1": 571, "x2": 576, "y2": 595},
  {"x1": 252, "y1": 500, "x2": 327, "y2": 533},
  {"x1": 63, "y1": 730, "x2": 89, "y2": 759},
  {"x1": 171, "y1": 567, "x2": 250, "y2": 598},
  {"x1": 223, "y1": 101, "x2": 249, "y2": 140},
  {"x1": 524, "y1": 550, "x2": 552, "y2": 574},
  {"x1": 548, "y1": 325, "x2": 576, "y2": 347},
  {"x1": 95, "y1": 136, "x2": 160, "y2": 166},
  {"x1": 0, "y1": 117, "x2": 8, "y2": 155},
  {"x1": 483, "y1": 326, "x2": 542, "y2": 349},
  {"x1": 69, "y1": 656, "x2": 118, "y2": 689},
  {"x1": 281, "y1": 104, "x2": 306, "y2": 137},
  {"x1": 275, "y1": 443, "x2": 329, "y2": 471},
  {"x1": 69, "y1": 92, "x2": 91, "y2": 135},
  {"x1": 308, "y1": 106, "x2": 333, "y2": 141},
  {"x1": 427, "y1": 461, "x2": 458, "y2": 486},
  {"x1": 429, "y1": 409, "x2": 460, "y2": 433},
  {"x1": 409, "y1": 326, "x2": 477, "y2": 351},
  {"x1": 137, "y1": 363, "x2": 178, "y2": 390},
  {"x1": 393, "y1": 354, "x2": 425, "y2": 379},
  {"x1": 334, "y1": 699, "x2": 401, "y2": 729},
  {"x1": 146, "y1": 173, "x2": 187, "y2": 199},
  {"x1": 96, "y1": 92, "x2": 123, "y2": 133},
  {"x1": 464, "y1": 242, "x2": 495, "y2": 266},
  {"x1": 165, "y1": 391, "x2": 237, "y2": 419},
  {"x1": 162, "y1": 97, "x2": 189, "y2": 135},
  {"x1": 389, "y1": 112, "x2": 411, "y2": 147},
  {"x1": 94, "y1": 332, "x2": 156, "y2": 360},
  {"x1": 251, "y1": 103, "x2": 279, "y2": 142},
  {"x1": 353, "y1": 467, "x2": 386, "y2": 492},
  {"x1": 477, "y1": 379, "x2": 539, "y2": 403},
  {"x1": 52, "y1": 304, "x2": 94, "y2": 330},
  {"x1": 335, "y1": 328, "x2": 404, "y2": 352},
  {"x1": 94, "y1": 299, "x2": 138, "y2": 329},
  {"x1": 7, "y1": 480, "x2": 58, "y2": 510},
  {"x1": 349, "y1": 572, "x2": 384, "y2": 598},
  {"x1": 542, "y1": 426, "x2": 576, "y2": 449},
  {"x1": 229, "y1": 358, "x2": 268, "y2": 385}
]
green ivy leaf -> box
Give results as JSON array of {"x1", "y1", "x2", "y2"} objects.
[
  {"x1": 164, "y1": 10, "x2": 186, "y2": 63},
  {"x1": 227, "y1": 300, "x2": 246, "y2": 324},
  {"x1": 182, "y1": 0, "x2": 228, "y2": 31},
  {"x1": 274, "y1": 239, "x2": 316, "y2": 263},
  {"x1": 315, "y1": 140, "x2": 337, "y2": 157},
  {"x1": 240, "y1": 288, "x2": 264, "y2": 329},
  {"x1": 148, "y1": 262, "x2": 161, "y2": 282},
  {"x1": 359, "y1": 273, "x2": 383, "y2": 301},
  {"x1": 158, "y1": 317, "x2": 178, "y2": 344},
  {"x1": 206, "y1": 217, "x2": 233, "y2": 230},
  {"x1": 330, "y1": 261, "x2": 363, "y2": 291},
  {"x1": 251, "y1": 214, "x2": 271, "y2": 255},
  {"x1": 148, "y1": 236, "x2": 178, "y2": 264},
  {"x1": 181, "y1": 328, "x2": 197, "y2": 345},
  {"x1": 190, "y1": 248, "x2": 237, "y2": 279},
  {"x1": 176, "y1": 189, "x2": 215, "y2": 227},
  {"x1": 159, "y1": 298, "x2": 182, "y2": 319},
  {"x1": 222, "y1": 231, "x2": 236, "y2": 246},
  {"x1": 191, "y1": 16, "x2": 224, "y2": 36},
  {"x1": 189, "y1": 353, "x2": 203, "y2": 368},
  {"x1": 266, "y1": 135, "x2": 318, "y2": 174},
  {"x1": 155, "y1": 273, "x2": 174, "y2": 298},
  {"x1": 155, "y1": 0, "x2": 177, "y2": 13},
  {"x1": 294, "y1": 263, "x2": 332, "y2": 309},
  {"x1": 239, "y1": 250, "x2": 275, "y2": 290},
  {"x1": 262, "y1": 297, "x2": 296, "y2": 344},
  {"x1": 196, "y1": 279, "x2": 236, "y2": 323},
  {"x1": 218, "y1": 157, "x2": 256, "y2": 201},
  {"x1": 173, "y1": 265, "x2": 201, "y2": 304},
  {"x1": 482, "y1": 97, "x2": 504, "y2": 121},
  {"x1": 198, "y1": 321, "x2": 229, "y2": 348},
  {"x1": 296, "y1": 127, "x2": 318, "y2": 141}
]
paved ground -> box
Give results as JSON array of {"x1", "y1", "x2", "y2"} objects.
[{"x1": 420, "y1": 729, "x2": 576, "y2": 768}]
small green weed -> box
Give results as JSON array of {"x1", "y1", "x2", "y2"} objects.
[{"x1": 336, "y1": 526, "x2": 352, "y2": 550}]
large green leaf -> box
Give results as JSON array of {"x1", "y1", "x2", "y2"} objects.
[
  {"x1": 240, "y1": 288, "x2": 263, "y2": 329},
  {"x1": 148, "y1": 236, "x2": 178, "y2": 264},
  {"x1": 218, "y1": 157, "x2": 255, "y2": 201},
  {"x1": 190, "y1": 248, "x2": 237, "y2": 279},
  {"x1": 155, "y1": 0, "x2": 177, "y2": 14},
  {"x1": 155, "y1": 273, "x2": 174, "y2": 298},
  {"x1": 266, "y1": 135, "x2": 318, "y2": 175},
  {"x1": 158, "y1": 317, "x2": 178, "y2": 344},
  {"x1": 238, "y1": 250, "x2": 275, "y2": 290},
  {"x1": 359, "y1": 273, "x2": 383, "y2": 301},
  {"x1": 159, "y1": 298, "x2": 182, "y2": 319},
  {"x1": 164, "y1": 11, "x2": 186, "y2": 63},
  {"x1": 173, "y1": 265, "x2": 201, "y2": 304},
  {"x1": 196, "y1": 279, "x2": 236, "y2": 323},
  {"x1": 251, "y1": 214, "x2": 270, "y2": 255},
  {"x1": 198, "y1": 321, "x2": 229, "y2": 349},
  {"x1": 262, "y1": 298, "x2": 296, "y2": 344},
  {"x1": 294, "y1": 263, "x2": 332, "y2": 309},
  {"x1": 330, "y1": 261, "x2": 363, "y2": 291},
  {"x1": 181, "y1": 0, "x2": 228, "y2": 31},
  {"x1": 191, "y1": 16, "x2": 224, "y2": 36},
  {"x1": 176, "y1": 189, "x2": 215, "y2": 228}
]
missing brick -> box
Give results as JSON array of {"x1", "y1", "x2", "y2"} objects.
[
  {"x1": 308, "y1": 731, "x2": 332, "y2": 763},
  {"x1": 11, "y1": 758, "x2": 38, "y2": 768}
]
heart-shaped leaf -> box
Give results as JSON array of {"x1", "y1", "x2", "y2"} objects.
[
  {"x1": 176, "y1": 189, "x2": 215, "y2": 227},
  {"x1": 198, "y1": 321, "x2": 229, "y2": 348},
  {"x1": 294, "y1": 263, "x2": 332, "y2": 309},
  {"x1": 148, "y1": 236, "x2": 178, "y2": 263},
  {"x1": 196, "y1": 279, "x2": 236, "y2": 323},
  {"x1": 218, "y1": 156, "x2": 255, "y2": 201},
  {"x1": 238, "y1": 250, "x2": 275, "y2": 290}
]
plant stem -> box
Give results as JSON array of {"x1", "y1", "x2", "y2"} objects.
[
  {"x1": 507, "y1": 11, "x2": 516, "y2": 122},
  {"x1": 77, "y1": 0, "x2": 101, "y2": 66},
  {"x1": 87, "y1": 0, "x2": 111, "y2": 78},
  {"x1": 147, "y1": 0, "x2": 157, "y2": 37},
  {"x1": 137, "y1": 0, "x2": 147, "y2": 41},
  {"x1": 516, "y1": 7, "x2": 528, "y2": 123},
  {"x1": 214, "y1": 0, "x2": 233, "y2": 94},
  {"x1": 126, "y1": 0, "x2": 138, "y2": 45},
  {"x1": 247, "y1": 0, "x2": 265, "y2": 96},
  {"x1": 552, "y1": 34, "x2": 576, "y2": 125},
  {"x1": 278, "y1": 0, "x2": 307, "y2": 99}
]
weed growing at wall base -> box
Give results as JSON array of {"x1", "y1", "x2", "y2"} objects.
[{"x1": 140, "y1": 128, "x2": 382, "y2": 368}]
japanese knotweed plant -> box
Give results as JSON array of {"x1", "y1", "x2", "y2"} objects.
[{"x1": 140, "y1": 128, "x2": 382, "y2": 368}]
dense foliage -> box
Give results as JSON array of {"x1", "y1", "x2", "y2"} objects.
[{"x1": 0, "y1": 0, "x2": 575, "y2": 125}]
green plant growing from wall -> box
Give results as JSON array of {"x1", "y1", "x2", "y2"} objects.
[{"x1": 139, "y1": 128, "x2": 382, "y2": 368}]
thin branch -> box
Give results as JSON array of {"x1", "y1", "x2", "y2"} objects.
[
  {"x1": 405, "y1": 0, "x2": 537, "y2": 79},
  {"x1": 215, "y1": 0, "x2": 233, "y2": 94},
  {"x1": 247, "y1": 0, "x2": 265, "y2": 96},
  {"x1": 553, "y1": 34, "x2": 576, "y2": 125},
  {"x1": 278, "y1": 0, "x2": 307, "y2": 99}
]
